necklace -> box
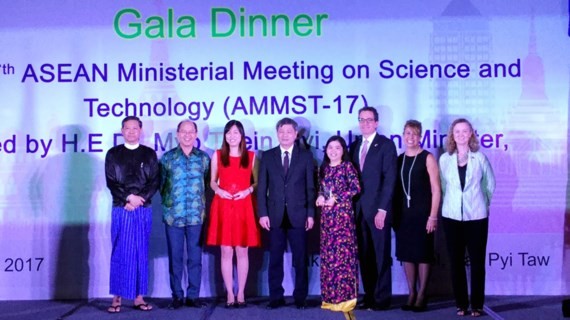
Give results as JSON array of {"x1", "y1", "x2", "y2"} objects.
[
  {"x1": 400, "y1": 149, "x2": 420, "y2": 208},
  {"x1": 457, "y1": 151, "x2": 468, "y2": 165}
]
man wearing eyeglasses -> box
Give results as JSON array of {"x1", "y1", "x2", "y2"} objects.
[
  {"x1": 159, "y1": 120, "x2": 210, "y2": 309},
  {"x1": 350, "y1": 106, "x2": 397, "y2": 311}
]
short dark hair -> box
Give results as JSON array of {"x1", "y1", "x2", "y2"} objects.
[
  {"x1": 275, "y1": 117, "x2": 298, "y2": 131},
  {"x1": 403, "y1": 119, "x2": 422, "y2": 136},
  {"x1": 358, "y1": 106, "x2": 379, "y2": 121},
  {"x1": 122, "y1": 116, "x2": 142, "y2": 128},
  {"x1": 177, "y1": 120, "x2": 197, "y2": 132}
]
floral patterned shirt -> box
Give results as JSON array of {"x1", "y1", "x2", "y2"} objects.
[{"x1": 160, "y1": 146, "x2": 210, "y2": 227}]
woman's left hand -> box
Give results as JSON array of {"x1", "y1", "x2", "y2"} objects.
[
  {"x1": 232, "y1": 189, "x2": 251, "y2": 200},
  {"x1": 316, "y1": 195, "x2": 325, "y2": 207},
  {"x1": 323, "y1": 197, "x2": 336, "y2": 207},
  {"x1": 426, "y1": 217, "x2": 437, "y2": 233}
]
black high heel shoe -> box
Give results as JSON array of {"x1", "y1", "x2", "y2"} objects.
[
  {"x1": 225, "y1": 300, "x2": 236, "y2": 308},
  {"x1": 412, "y1": 296, "x2": 427, "y2": 312},
  {"x1": 237, "y1": 300, "x2": 247, "y2": 308},
  {"x1": 412, "y1": 303, "x2": 427, "y2": 312},
  {"x1": 401, "y1": 293, "x2": 416, "y2": 311}
]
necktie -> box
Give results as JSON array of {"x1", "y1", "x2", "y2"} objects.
[
  {"x1": 360, "y1": 139, "x2": 368, "y2": 171},
  {"x1": 283, "y1": 151, "x2": 289, "y2": 175}
]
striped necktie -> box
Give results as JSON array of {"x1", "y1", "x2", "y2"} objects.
[{"x1": 360, "y1": 139, "x2": 368, "y2": 171}]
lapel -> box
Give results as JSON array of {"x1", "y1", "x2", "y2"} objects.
[
  {"x1": 450, "y1": 151, "x2": 474, "y2": 187},
  {"x1": 449, "y1": 151, "x2": 460, "y2": 185},
  {"x1": 465, "y1": 151, "x2": 474, "y2": 187},
  {"x1": 367, "y1": 134, "x2": 382, "y2": 157},
  {"x1": 272, "y1": 147, "x2": 286, "y2": 180},
  {"x1": 352, "y1": 136, "x2": 362, "y2": 168},
  {"x1": 287, "y1": 146, "x2": 301, "y2": 180}
]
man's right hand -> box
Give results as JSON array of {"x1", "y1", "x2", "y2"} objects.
[{"x1": 259, "y1": 216, "x2": 270, "y2": 231}]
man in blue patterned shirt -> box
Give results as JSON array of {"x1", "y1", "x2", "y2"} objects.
[{"x1": 160, "y1": 120, "x2": 210, "y2": 309}]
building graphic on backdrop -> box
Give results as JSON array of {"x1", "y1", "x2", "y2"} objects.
[
  {"x1": 431, "y1": 0, "x2": 492, "y2": 119},
  {"x1": 141, "y1": 40, "x2": 180, "y2": 120},
  {"x1": 506, "y1": 13, "x2": 565, "y2": 211},
  {"x1": 139, "y1": 38, "x2": 180, "y2": 151}
]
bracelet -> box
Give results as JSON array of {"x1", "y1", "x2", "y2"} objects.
[{"x1": 428, "y1": 216, "x2": 438, "y2": 221}]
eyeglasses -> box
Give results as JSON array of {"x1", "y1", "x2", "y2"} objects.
[
  {"x1": 358, "y1": 118, "x2": 376, "y2": 124},
  {"x1": 178, "y1": 131, "x2": 197, "y2": 135}
]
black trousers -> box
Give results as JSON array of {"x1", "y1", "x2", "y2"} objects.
[
  {"x1": 356, "y1": 214, "x2": 392, "y2": 307},
  {"x1": 442, "y1": 217, "x2": 489, "y2": 310},
  {"x1": 268, "y1": 209, "x2": 308, "y2": 303}
]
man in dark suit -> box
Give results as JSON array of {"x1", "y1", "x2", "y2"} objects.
[
  {"x1": 350, "y1": 106, "x2": 397, "y2": 310},
  {"x1": 257, "y1": 117, "x2": 316, "y2": 310}
]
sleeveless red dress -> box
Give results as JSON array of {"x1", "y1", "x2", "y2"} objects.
[{"x1": 206, "y1": 150, "x2": 261, "y2": 247}]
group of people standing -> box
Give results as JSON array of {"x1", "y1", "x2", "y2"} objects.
[
  {"x1": 393, "y1": 117, "x2": 495, "y2": 318},
  {"x1": 103, "y1": 106, "x2": 495, "y2": 319}
]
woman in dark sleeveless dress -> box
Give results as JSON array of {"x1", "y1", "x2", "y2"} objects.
[{"x1": 394, "y1": 120, "x2": 441, "y2": 312}]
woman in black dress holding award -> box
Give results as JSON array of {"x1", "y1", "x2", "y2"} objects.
[{"x1": 394, "y1": 120, "x2": 441, "y2": 312}]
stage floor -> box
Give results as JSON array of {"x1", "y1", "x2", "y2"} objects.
[{"x1": 0, "y1": 295, "x2": 566, "y2": 320}]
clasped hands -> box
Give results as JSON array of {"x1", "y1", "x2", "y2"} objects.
[
  {"x1": 124, "y1": 194, "x2": 145, "y2": 211},
  {"x1": 215, "y1": 188, "x2": 251, "y2": 200},
  {"x1": 315, "y1": 195, "x2": 336, "y2": 208}
]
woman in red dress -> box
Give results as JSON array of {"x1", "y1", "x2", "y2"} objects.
[{"x1": 206, "y1": 120, "x2": 260, "y2": 308}]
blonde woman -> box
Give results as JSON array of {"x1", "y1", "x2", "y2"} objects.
[{"x1": 439, "y1": 118, "x2": 495, "y2": 317}]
